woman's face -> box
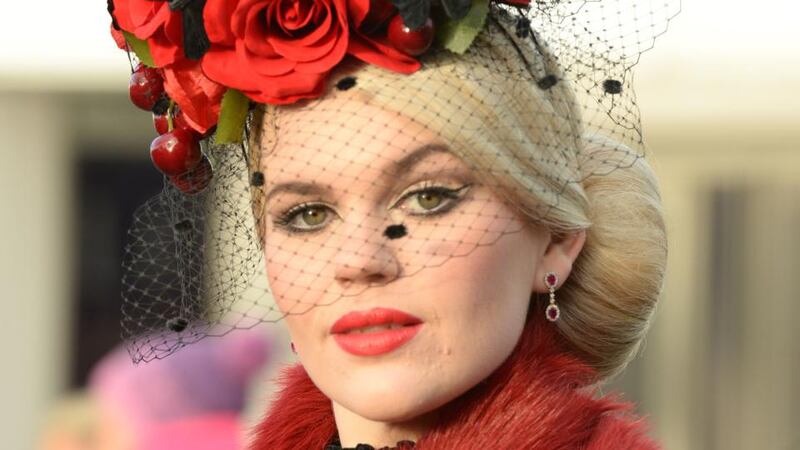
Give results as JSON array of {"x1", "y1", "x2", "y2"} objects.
[{"x1": 260, "y1": 99, "x2": 552, "y2": 422}]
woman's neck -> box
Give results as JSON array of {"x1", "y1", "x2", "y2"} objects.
[{"x1": 331, "y1": 400, "x2": 439, "y2": 448}]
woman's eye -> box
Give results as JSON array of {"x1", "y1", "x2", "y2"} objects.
[
  {"x1": 417, "y1": 191, "x2": 444, "y2": 210},
  {"x1": 396, "y1": 184, "x2": 471, "y2": 216},
  {"x1": 299, "y1": 207, "x2": 327, "y2": 226},
  {"x1": 273, "y1": 203, "x2": 331, "y2": 233}
]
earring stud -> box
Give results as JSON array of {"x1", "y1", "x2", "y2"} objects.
[{"x1": 544, "y1": 272, "x2": 560, "y2": 322}]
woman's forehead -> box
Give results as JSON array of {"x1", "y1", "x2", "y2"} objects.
[
  {"x1": 263, "y1": 143, "x2": 469, "y2": 203},
  {"x1": 261, "y1": 100, "x2": 469, "y2": 186},
  {"x1": 272, "y1": 102, "x2": 429, "y2": 145}
]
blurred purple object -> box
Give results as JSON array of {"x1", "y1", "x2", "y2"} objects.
[{"x1": 88, "y1": 326, "x2": 275, "y2": 446}]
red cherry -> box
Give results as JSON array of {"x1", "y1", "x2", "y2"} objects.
[
  {"x1": 153, "y1": 112, "x2": 169, "y2": 134},
  {"x1": 129, "y1": 64, "x2": 165, "y2": 111},
  {"x1": 387, "y1": 15, "x2": 434, "y2": 56},
  {"x1": 150, "y1": 129, "x2": 203, "y2": 176},
  {"x1": 170, "y1": 156, "x2": 213, "y2": 195}
]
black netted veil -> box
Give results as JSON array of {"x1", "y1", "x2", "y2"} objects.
[{"x1": 121, "y1": 0, "x2": 680, "y2": 362}]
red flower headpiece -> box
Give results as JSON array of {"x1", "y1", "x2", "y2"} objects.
[{"x1": 107, "y1": 0, "x2": 529, "y2": 192}]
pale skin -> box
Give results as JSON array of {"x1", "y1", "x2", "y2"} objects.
[{"x1": 259, "y1": 98, "x2": 586, "y2": 447}]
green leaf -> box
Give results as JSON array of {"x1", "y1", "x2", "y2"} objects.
[
  {"x1": 122, "y1": 31, "x2": 156, "y2": 67},
  {"x1": 215, "y1": 89, "x2": 250, "y2": 144},
  {"x1": 435, "y1": 0, "x2": 490, "y2": 55}
]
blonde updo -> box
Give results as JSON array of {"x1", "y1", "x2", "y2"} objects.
[
  {"x1": 249, "y1": 6, "x2": 667, "y2": 381},
  {"x1": 544, "y1": 139, "x2": 667, "y2": 381}
]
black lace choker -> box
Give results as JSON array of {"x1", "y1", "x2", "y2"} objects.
[{"x1": 324, "y1": 436, "x2": 416, "y2": 450}]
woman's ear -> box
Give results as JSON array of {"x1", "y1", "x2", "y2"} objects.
[{"x1": 533, "y1": 230, "x2": 587, "y2": 292}]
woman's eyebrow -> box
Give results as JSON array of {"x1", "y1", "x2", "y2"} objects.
[
  {"x1": 391, "y1": 143, "x2": 451, "y2": 175},
  {"x1": 264, "y1": 181, "x2": 331, "y2": 204},
  {"x1": 264, "y1": 143, "x2": 451, "y2": 203}
]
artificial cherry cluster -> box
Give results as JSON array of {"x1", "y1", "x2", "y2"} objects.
[{"x1": 129, "y1": 63, "x2": 213, "y2": 195}]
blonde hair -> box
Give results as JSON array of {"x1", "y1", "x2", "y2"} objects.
[
  {"x1": 249, "y1": 9, "x2": 667, "y2": 381},
  {"x1": 548, "y1": 139, "x2": 667, "y2": 381}
]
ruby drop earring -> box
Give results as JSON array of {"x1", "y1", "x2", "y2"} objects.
[{"x1": 544, "y1": 272, "x2": 560, "y2": 322}]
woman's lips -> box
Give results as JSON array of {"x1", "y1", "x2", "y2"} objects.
[{"x1": 330, "y1": 307, "x2": 423, "y2": 356}]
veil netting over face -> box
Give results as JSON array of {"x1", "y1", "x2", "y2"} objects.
[{"x1": 111, "y1": 0, "x2": 680, "y2": 362}]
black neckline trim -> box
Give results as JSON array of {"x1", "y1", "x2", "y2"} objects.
[{"x1": 324, "y1": 435, "x2": 417, "y2": 450}]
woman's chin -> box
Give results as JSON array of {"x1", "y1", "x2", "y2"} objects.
[{"x1": 329, "y1": 368, "x2": 447, "y2": 422}]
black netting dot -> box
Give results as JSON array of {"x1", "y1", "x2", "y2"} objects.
[
  {"x1": 603, "y1": 79, "x2": 623, "y2": 94},
  {"x1": 384, "y1": 224, "x2": 407, "y2": 239},
  {"x1": 336, "y1": 76, "x2": 357, "y2": 91},
  {"x1": 251, "y1": 171, "x2": 265, "y2": 186},
  {"x1": 151, "y1": 94, "x2": 171, "y2": 115},
  {"x1": 174, "y1": 219, "x2": 193, "y2": 232},
  {"x1": 166, "y1": 317, "x2": 189, "y2": 332},
  {"x1": 537, "y1": 75, "x2": 558, "y2": 90},
  {"x1": 515, "y1": 17, "x2": 531, "y2": 38}
]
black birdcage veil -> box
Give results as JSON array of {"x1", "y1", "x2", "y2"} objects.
[{"x1": 120, "y1": 0, "x2": 680, "y2": 362}]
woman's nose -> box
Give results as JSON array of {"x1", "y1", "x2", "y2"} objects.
[{"x1": 333, "y1": 213, "x2": 400, "y2": 287}]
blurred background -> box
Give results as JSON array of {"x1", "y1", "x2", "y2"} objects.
[{"x1": 1, "y1": 1, "x2": 799, "y2": 449}]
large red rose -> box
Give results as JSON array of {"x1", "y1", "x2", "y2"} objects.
[
  {"x1": 202, "y1": 0, "x2": 420, "y2": 105},
  {"x1": 112, "y1": 0, "x2": 183, "y2": 67}
]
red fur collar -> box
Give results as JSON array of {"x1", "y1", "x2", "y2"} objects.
[{"x1": 249, "y1": 315, "x2": 660, "y2": 449}]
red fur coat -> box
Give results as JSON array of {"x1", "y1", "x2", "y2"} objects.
[{"x1": 249, "y1": 314, "x2": 660, "y2": 449}]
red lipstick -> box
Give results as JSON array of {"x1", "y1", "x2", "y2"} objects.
[{"x1": 330, "y1": 307, "x2": 423, "y2": 356}]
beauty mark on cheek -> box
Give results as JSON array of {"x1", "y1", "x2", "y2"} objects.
[{"x1": 384, "y1": 224, "x2": 408, "y2": 239}]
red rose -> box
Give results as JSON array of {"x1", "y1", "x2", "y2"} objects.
[
  {"x1": 162, "y1": 59, "x2": 227, "y2": 134},
  {"x1": 112, "y1": 0, "x2": 183, "y2": 66},
  {"x1": 202, "y1": 0, "x2": 420, "y2": 105}
]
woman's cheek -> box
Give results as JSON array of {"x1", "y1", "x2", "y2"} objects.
[{"x1": 284, "y1": 314, "x2": 320, "y2": 361}]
